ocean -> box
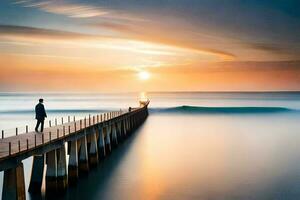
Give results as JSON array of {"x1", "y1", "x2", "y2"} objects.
[{"x1": 1, "y1": 92, "x2": 300, "y2": 199}]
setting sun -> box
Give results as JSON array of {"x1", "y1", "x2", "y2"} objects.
[{"x1": 138, "y1": 71, "x2": 150, "y2": 81}]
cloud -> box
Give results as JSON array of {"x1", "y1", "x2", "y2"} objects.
[
  {"x1": 147, "y1": 60, "x2": 300, "y2": 75},
  {"x1": 0, "y1": 22, "x2": 235, "y2": 60},
  {"x1": 0, "y1": 24, "x2": 89, "y2": 40},
  {"x1": 0, "y1": 24, "x2": 235, "y2": 60},
  {"x1": 85, "y1": 21, "x2": 236, "y2": 60},
  {"x1": 14, "y1": 0, "x2": 108, "y2": 18},
  {"x1": 198, "y1": 60, "x2": 300, "y2": 74},
  {"x1": 13, "y1": 0, "x2": 146, "y2": 21},
  {"x1": 245, "y1": 42, "x2": 289, "y2": 54},
  {"x1": 0, "y1": 25, "x2": 165, "y2": 54},
  {"x1": 87, "y1": 22, "x2": 139, "y2": 34},
  {"x1": 218, "y1": 60, "x2": 300, "y2": 71}
]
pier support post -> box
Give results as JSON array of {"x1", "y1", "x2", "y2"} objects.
[
  {"x1": 129, "y1": 116, "x2": 133, "y2": 131},
  {"x1": 105, "y1": 126, "x2": 112, "y2": 154},
  {"x1": 57, "y1": 146, "x2": 68, "y2": 193},
  {"x1": 79, "y1": 134, "x2": 89, "y2": 173},
  {"x1": 128, "y1": 117, "x2": 132, "y2": 132},
  {"x1": 127, "y1": 117, "x2": 130, "y2": 134},
  {"x1": 117, "y1": 122, "x2": 123, "y2": 142},
  {"x1": 68, "y1": 140, "x2": 79, "y2": 185},
  {"x1": 128, "y1": 116, "x2": 132, "y2": 133},
  {"x1": 112, "y1": 123, "x2": 118, "y2": 148},
  {"x1": 132, "y1": 116, "x2": 136, "y2": 130},
  {"x1": 123, "y1": 118, "x2": 127, "y2": 137},
  {"x1": 97, "y1": 126, "x2": 106, "y2": 158},
  {"x1": 89, "y1": 128, "x2": 99, "y2": 167},
  {"x1": 28, "y1": 155, "x2": 45, "y2": 193},
  {"x1": 46, "y1": 150, "x2": 57, "y2": 195},
  {"x1": 2, "y1": 162, "x2": 26, "y2": 200},
  {"x1": 127, "y1": 117, "x2": 130, "y2": 133}
]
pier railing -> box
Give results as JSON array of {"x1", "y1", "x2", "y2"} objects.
[
  {"x1": 0, "y1": 101, "x2": 149, "y2": 199},
  {"x1": 0, "y1": 109, "x2": 127, "y2": 159},
  {"x1": 0, "y1": 109, "x2": 127, "y2": 139}
]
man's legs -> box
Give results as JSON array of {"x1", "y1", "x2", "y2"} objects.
[
  {"x1": 35, "y1": 120, "x2": 41, "y2": 132},
  {"x1": 40, "y1": 120, "x2": 44, "y2": 132}
]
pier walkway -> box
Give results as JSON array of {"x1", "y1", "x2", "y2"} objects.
[{"x1": 0, "y1": 101, "x2": 149, "y2": 200}]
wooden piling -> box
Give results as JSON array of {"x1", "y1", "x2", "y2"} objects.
[
  {"x1": 68, "y1": 140, "x2": 78, "y2": 185},
  {"x1": 97, "y1": 126, "x2": 106, "y2": 158},
  {"x1": 46, "y1": 150, "x2": 57, "y2": 195},
  {"x1": 88, "y1": 128, "x2": 98, "y2": 167},
  {"x1": 105, "y1": 126, "x2": 112, "y2": 154},
  {"x1": 28, "y1": 155, "x2": 44, "y2": 193},
  {"x1": 2, "y1": 162, "x2": 26, "y2": 200},
  {"x1": 79, "y1": 134, "x2": 89, "y2": 173},
  {"x1": 111, "y1": 123, "x2": 118, "y2": 148},
  {"x1": 9, "y1": 142, "x2": 11, "y2": 155},
  {"x1": 57, "y1": 146, "x2": 68, "y2": 193}
]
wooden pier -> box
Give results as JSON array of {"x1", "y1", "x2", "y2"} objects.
[{"x1": 0, "y1": 101, "x2": 149, "y2": 200}]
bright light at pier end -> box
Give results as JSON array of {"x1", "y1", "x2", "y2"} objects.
[{"x1": 138, "y1": 71, "x2": 150, "y2": 81}]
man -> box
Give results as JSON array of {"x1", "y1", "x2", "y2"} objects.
[{"x1": 35, "y1": 98, "x2": 47, "y2": 132}]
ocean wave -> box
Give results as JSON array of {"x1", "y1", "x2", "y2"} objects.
[{"x1": 149, "y1": 106, "x2": 294, "y2": 114}]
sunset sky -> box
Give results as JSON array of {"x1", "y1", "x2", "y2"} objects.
[{"x1": 0, "y1": 0, "x2": 299, "y2": 92}]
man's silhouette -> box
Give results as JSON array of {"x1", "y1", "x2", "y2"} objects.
[{"x1": 35, "y1": 98, "x2": 47, "y2": 132}]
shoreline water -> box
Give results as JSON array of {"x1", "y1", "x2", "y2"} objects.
[{"x1": 1, "y1": 92, "x2": 300, "y2": 199}]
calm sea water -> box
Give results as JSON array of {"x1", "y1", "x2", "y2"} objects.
[{"x1": 1, "y1": 92, "x2": 300, "y2": 200}]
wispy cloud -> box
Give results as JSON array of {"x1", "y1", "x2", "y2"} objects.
[
  {"x1": 0, "y1": 24, "x2": 89, "y2": 39},
  {"x1": 0, "y1": 25, "x2": 202, "y2": 59},
  {"x1": 14, "y1": 0, "x2": 108, "y2": 18},
  {"x1": 217, "y1": 60, "x2": 300, "y2": 72},
  {"x1": 86, "y1": 21, "x2": 236, "y2": 60},
  {"x1": 146, "y1": 60, "x2": 300, "y2": 75},
  {"x1": 13, "y1": 0, "x2": 146, "y2": 22},
  {"x1": 243, "y1": 42, "x2": 298, "y2": 56},
  {"x1": 87, "y1": 22, "x2": 139, "y2": 34},
  {"x1": 0, "y1": 24, "x2": 234, "y2": 60}
]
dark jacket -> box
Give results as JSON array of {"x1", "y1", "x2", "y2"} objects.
[{"x1": 35, "y1": 103, "x2": 47, "y2": 120}]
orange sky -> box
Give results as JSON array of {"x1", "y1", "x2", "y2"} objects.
[{"x1": 0, "y1": 0, "x2": 299, "y2": 92}]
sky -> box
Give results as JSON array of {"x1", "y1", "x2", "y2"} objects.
[{"x1": 0, "y1": 0, "x2": 299, "y2": 92}]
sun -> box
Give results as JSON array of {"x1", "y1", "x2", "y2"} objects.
[{"x1": 138, "y1": 71, "x2": 150, "y2": 80}]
